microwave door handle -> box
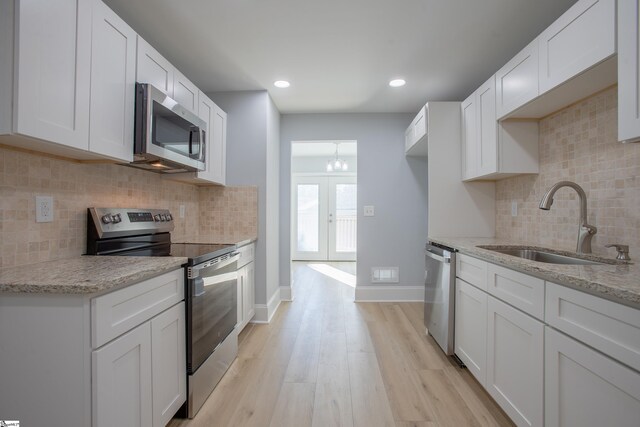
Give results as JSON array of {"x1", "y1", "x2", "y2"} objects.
[
  {"x1": 188, "y1": 127, "x2": 194, "y2": 156},
  {"x1": 198, "y1": 129, "x2": 206, "y2": 163}
]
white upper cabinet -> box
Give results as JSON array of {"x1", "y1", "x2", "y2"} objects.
[
  {"x1": 495, "y1": 39, "x2": 539, "y2": 119},
  {"x1": 197, "y1": 93, "x2": 226, "y2": 185},
  {"x1": 405, "y1": 105, "x2": 428, "y2": 156},
  {"x1": 476, "y1": 76, "x2": 497, "y2": 176},
  {"x1": 136, "y1": 36, "x2": 174, "y2": 96},
  {"x1": 89, "y1": 0, "x2": 137, "y2": 162},
  {"x1": 11, "y1": 0, "x2": 92, "y2": 151},
  {"x1": 461, "y1": 94, "x2": 477, "y2": 180},
  {"x1": 538, "y1": 0, "x2": 615, "y2": 93},
  {"x1": 618, "y1": 0, "x2": 640, "y2": 143},
  {"x1": 462, "y1": 75, "x2": 539, "y2": 181},
  {"x1": 173, "y1": 70, "x2": 199, "y2": 115}
]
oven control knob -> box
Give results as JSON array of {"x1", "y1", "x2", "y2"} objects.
[
  {"x1": 159, "y1": 214, "x2": 166, "y2": 221},
  {"x1": 166, "y1": 213, "x2": 173, "y2": 221},
  {"x1": 101, "y1": 214, "x2": 112, "y2": 224},
  {"x1": 111, "y1": 214, "x2": 122, "y2": 224},
  {"x1": 154, "y1": 214, "x2": 161, "y2": 222}
]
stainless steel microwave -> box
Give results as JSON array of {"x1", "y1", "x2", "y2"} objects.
[{"x1": 131, "y1": 83, "x2": 206, "y2": 173}]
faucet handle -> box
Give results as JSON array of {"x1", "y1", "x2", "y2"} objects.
[{"x1": 605, "y1": 244, "x2": 631, "y2": 261}]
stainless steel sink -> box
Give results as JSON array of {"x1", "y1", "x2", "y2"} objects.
[{"x1": 478, "y1": 246, "x2": 609, "y2": 265}]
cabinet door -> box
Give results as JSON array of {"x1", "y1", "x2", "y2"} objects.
[
  {"x1": 487, "y1": 296, "x2": 543, "y2": 427},
  {"x1": 454, "y1": 279, "x2": 487, "y2": 385},
  {"x1": 196, "y1": 93, "x2": 226, "y2": 184},
  {"x1": 496, "y1": 39, "x2": 539, "y2": 119},
  {"x1": 89, "y1": 0, "x2": 136, "y2": 162},
  {"x1": 545, "y1": 327, "x2": 640, "y2": 427},
  {"x1": 209, "y1": 104, "x2": 227, "y2": 185},
  {"x1": 476, "y1": 76, "x2": 497, "y2": 176},
  {"x1": 15, "y1": 0, "x2": 91, "y2": 150},
  {"x1": 618, "y1": 0, "x2": 640, "y2": 143},
  {"x1": 151, "y1": 302, "x2": 186, "y2": 427},
  {"x1": 244, "y1": 261, "x2": 255, "y2": 324},
  {"x1": 93, "y1": 322, "x2": 152, "y2": 427},
  {"x1": 173, "y1": 70, "x2": 199, "y2": 115},
  {"x1": 538, "y1": 0, "x2": 615, "y2": 93},
  {"x1": 237, "y1": 266, "x2": 245, "y2": 327},
  {"x1": 460, "y1": 93, "x2": 477, "y2": 180},
  {"x1": 136, "y1": 36, "x2": 174, "y2": 96}
]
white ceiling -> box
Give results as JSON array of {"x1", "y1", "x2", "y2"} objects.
[
  {"x1": 292, "y1": 141, "x2": 357, "y2": 157},
  {"x1": 104, "y1": 0, "x2": 577, "y2": 114}
]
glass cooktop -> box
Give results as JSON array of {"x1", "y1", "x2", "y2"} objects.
[{"x1": 170, "y1": 243, "x2": 236, "y2": 265}]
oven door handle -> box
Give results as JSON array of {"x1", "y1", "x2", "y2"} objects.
[
  {"x1": 188, "y1": 253, "x2": 240, "y2": 279},
  {"x1": 193, "y1": 271, "x2": 238, "y2": 297}
]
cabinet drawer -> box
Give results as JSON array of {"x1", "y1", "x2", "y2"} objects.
[
  {"x1": 487, "y1": 263, "x2": 544, "y2": 320},
  {"x1": 456, "y1": 253, "x2": 487, "y2": 291},
  {"x1": 546, "y1": 282, "x2": 640, "y2": 372},
  {"x1": 92, "y1": 269, "x2": 184, "y2": 348},
  {"x1": 237, "y1": 242, "x2": 255, "y2": 268}
]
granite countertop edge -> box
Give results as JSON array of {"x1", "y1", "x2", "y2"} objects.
[
  {"x1": 0, "y1": 256, "x2": 188, "y2": 295},
  {"x1": 429, "y1": 236, "x2": 640, "y2": 308}
]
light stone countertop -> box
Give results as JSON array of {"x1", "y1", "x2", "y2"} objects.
[
  {"x1": 429, "y1": 236, "x2": 640, "y2": 308},
  {"x1": 0, "y1": 256, "x2": 187, "y2": 295}
]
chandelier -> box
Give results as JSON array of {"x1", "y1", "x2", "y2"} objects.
[{"x1": 326, "y1": 142, "x2": 348, "y2": 172}]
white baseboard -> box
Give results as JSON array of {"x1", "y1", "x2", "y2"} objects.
[
  {"x1": 354, "y1": 285, "x2": 424, "y2": 302},
  {"x1": 279, "y1": 286, "x2": 293, "y2": 301},
  {"x1": 252, "y1": 287, "x2": 282, "y2": 323}
]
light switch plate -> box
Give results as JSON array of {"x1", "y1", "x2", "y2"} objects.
[
  {"x1": 364, "y1": 205, "x2": 375, "y2": 216},
  {"x1": 511, "y1": 200, "x2": 518, "y2": 217}
]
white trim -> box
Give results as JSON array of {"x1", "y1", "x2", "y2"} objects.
[
  {"x1": 279, "y1": 286, "x2": 293, "y2": 301},
  {"x1": 354, "y1": 285, "x2": 424, "y2": 302},
  {"x1": 251, "y1": 288, "x2": 282, "y2": 323}
]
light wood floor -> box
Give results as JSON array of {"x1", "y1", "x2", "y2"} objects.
[{"x1": 169, "y1": 262, "x2": 514, "y2": 427}]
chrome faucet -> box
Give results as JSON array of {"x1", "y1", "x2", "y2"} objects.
[{"x1": 539, "y1": 181, "x2": 597, "y2": 254}]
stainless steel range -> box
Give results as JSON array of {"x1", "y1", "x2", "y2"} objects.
[{"x1": 86, "y1": 207, "x2": 239, "y2": 419}]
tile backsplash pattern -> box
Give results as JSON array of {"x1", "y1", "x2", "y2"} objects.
[
  {"x1": 496, "y1": 87, "x2": 640, "y2": 257},
  {"x1": 0, "y1": 147, "x2": 258, "y2": 268},
  {"x1": 198, "y1": 186, "x2": 258, "y2": 244}
]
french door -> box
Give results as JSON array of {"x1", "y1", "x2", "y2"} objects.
[{"x1": 292, "y1": 175, "x2": 357, "y2": 261}]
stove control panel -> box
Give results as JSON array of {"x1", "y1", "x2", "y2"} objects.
[{"x1": 89, "y1": 207, "x2": 175, "y2": 239}]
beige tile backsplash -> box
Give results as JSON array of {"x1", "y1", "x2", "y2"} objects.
[
  {"x1": 0, "y1": 147, "x2": 258, "y2": 268},
  {"x1": 496, "y1": 87, "x2": 640, "y2": 258}
]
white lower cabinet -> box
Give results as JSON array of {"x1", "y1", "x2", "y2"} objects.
[
  {"x1": 486, "y1": 295, "x2": 544, "y2": 427},
  {"x1": 93, "y1": 322, "x2": 153, "y2": 427},
  {"x1": 454, "y1": 279, "x2": 487, "y2": 384},
  {"x1": 151, "y1": 303, "x2": 187, "y2": 427},
  {"x1": 93, "y1": 301, "x2": 185, "y2": 427},
  {"x1": 236, "y1": 242, "x2": 256, "y2": 331},
  {"x1": 545, "y1": 327, "x2": 640, "y2": 427}
]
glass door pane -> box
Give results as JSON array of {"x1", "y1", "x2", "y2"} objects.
[
  {"x1": 335, "y1": 184, "x2": 357, "y2": 252},
  {"x1": 296, "y1": 184, "x2": 320, "y2": 252}
]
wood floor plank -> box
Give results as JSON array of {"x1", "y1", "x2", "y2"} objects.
[
  {"x1": 415, "y1": 369, "x2": 482, "y2": 427},
  {"x1": 312, "y1": 380, "x2": 354, "y2": 427},
  {"x1": 395, "y1": 422, "x2": 439, "y2": 427},
  {"x1": 348, "y1": 351, "x2": 396, "y2": 427},
  {"x1": 380, "y1": 303, "x2": 449, "y2": 370},
  {"x1": 443, "y1": 366, "x2": 515, "y2": 427},
  {"x1": 284, "y1": 324, "x2": 321, "y2": 382},
  {"x1": 368, "y1": 320, "x2": 437, "y2": 423},
  {"x1": 269, "y1": 382, "x2": 315, "y2": 427}
]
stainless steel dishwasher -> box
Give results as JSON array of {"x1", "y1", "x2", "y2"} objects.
[{"x1": 424, "y1": 242, "x2": 456, "y2": 355}]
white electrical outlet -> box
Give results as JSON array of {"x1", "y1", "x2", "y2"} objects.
[
  {"x1": 511, "y1": 200, "x2": 518, "y2": 217},
  {"x1": 36, "y1": 196, "x2": 54, "y2": 223},
  {"x1": 364, "y1": 205, "x2": 375, "y2": 217},
  {"x1": 179, "y1": 205, "x2": 186, "y2": 219}
]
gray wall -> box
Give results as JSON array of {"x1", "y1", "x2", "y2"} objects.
[
  {"x1": 265, "y1": 96, "x2": 280, "y2": 301},
  {"x1": 280, "y1": 114, "x2": 428, "y2": 289},
  {"x1": 292, "y1": 155, "x2": 358, "y2": 173},
  {"x1": 208, "y1": 90, "x2": 271, "y2": 305}
]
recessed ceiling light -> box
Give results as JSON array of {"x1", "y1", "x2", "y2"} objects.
[
  {"x1": 274, "y1": 80, "x2": 290, "y2": 88},
  {"x1": 389, "y1": 79, "x2": 406, "y2": 87}
]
